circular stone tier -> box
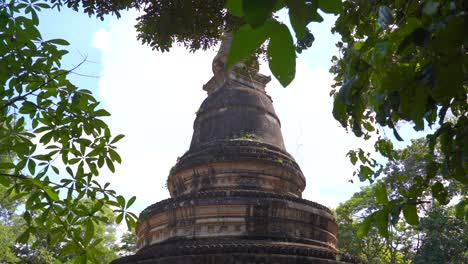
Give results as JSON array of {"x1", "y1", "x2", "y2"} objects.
[
  {"x1": 113, "y1": 190, "x2": 362, "y2": 264},
  {"x1": 190, "y1": 80, "x2": 286, "y2": 151},
  {"x1": 111, "y1": 238, "x2": 362, "y2": 264},
  {"x1": 168, "y1": 140, "x2": 305, "y2": 198},
  {"x1": 134, "y1": 190, "x2": 337, "y2": 252}
]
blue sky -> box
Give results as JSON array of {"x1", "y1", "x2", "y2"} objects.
[{"x1": 36, "y1": 7, "x2": 430, "y2": 227}]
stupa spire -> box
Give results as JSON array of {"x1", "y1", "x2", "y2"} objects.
[{"x1": 203, "y1": 32, "x2": 262, "y2": 95}]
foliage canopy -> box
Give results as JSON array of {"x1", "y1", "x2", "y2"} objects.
[{"x1": 1, "y1": 0, "x2": 136, "y2": 262}]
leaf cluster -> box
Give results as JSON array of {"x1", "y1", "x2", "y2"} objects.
[
  {"x1": 1, "y1": 186, "x2": 121, "y2": 263},
  {"x1": 356, "y1": 138, "x2": 464, "y2": 236},
  {"x1": 49, "y1": 0, "x2": 142, "y2": 19},
  {"x1": 225, "y1": 0, "x2": 341, "y2": 86},
  {"x1": 56, "y1": 0, "x2": 340, "y2": 87},
  {"x1": 329, "y1": 0, "x2": 467, "y2": 235},
  {"x1": 1, "y1": 1, "x2": 136, "y2": 262},
  {"x1": 58, "y1": 0, "x2": 237, "y2": 52}
]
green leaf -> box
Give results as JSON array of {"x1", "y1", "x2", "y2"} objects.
[
  {"x1": 89, "y1": 162, "x2": 99, "y2": 176},
  {"x1": 106, "y1": 157, "x2": 115, "y2": 173},
  {"x1": 432, "y1": 181, "x2": 448, "y2": 205},
  {"x1": 402, "y1": 203, "x2": 419, "y2": 225},
  {"x1": 20, "y1": 101, "x2": 37, "y2": 114},
  {"x1": 357, "y1": 214, "x2": 372, "y2": 238},
  {"x1": 108, "y1": 149, "x2": 122, "y2": 163},
  {"x1": 30, "y1": 8, "x2": 39, "y2": 25},
  {"x1": 0, "y1": 176, "x2": 10, "y2": 187},
  {"x1": 455, "y1": 198, "x2": 467, "y2": 220},
  {"x1": 35, "y1": 3, "x2": 51, "y2": 9},
  {"x1": 390, "y1": 203, "x2": 401, "y2": 226},
  {"x1": 28, "y1": 159, "x2": 36, "y2": 175},
  {"x1": 60, "y1": 242, "x2": 82, "y2": 258},
  {"x1": 111, "y1": 134, "x2": 125, "y2": 144},
  {"x1": 317, "y1": 0, "x2": 341, "y2": 14},
  {"x1": 83, "y1": 220, "x2": 95, "y2": 246},
  {"x1": 17, "y1": 229, "x2": 30, "y2": 244},
  {"x1": 66, "y1": 166, "x2": 74, "y2": 177},
  {"x1": 107, "y1": 200, "x2": 120, "y2": 207},
  {"x1": 23, "y1": 211, "x2": 32, "y2": 224},
  {"x1": 0, "y1": 162, "x2": 15, "y2": 170},
  {"x1": 47, "y1": 38, "x2": 70, "y2": 46},
  {"x1": 333, "y1": 96, "x2": 348, "y2": 127},
  {"x1": 242, "y1": 0, "x2": 278, "y2": 28},
  {"x1": 374, "y1": 182, "x2": 388, "y2": 204},
  {"x1": 52, "y1": 165, "x2": 59, "y2": 174},
  {"x1": 226, "y1": 23, "x2": 269, "y2": 69},
  {"x1": 98, "y1": 156, "x2": 105, "y2": 168},
  {"x1": 45, "y1": 187, "x2": 59, "y2": 202},
  {"x1": 94, "y1": 109, "x2": 110, "y2": 117},
  {"x1": 358, "y1": 165, "x2": 374, "y2": 182},
  {"x1": 374, "y1": 209, "x2": 389, "y2": 238},
  {"x1": 116, "y1": 213, "x2": 124, "y2": 224},
  {"x1": 40, "y1": 130, "x2": 54, "y2": 144},
  {"x1": 125, "y1": 213, "x2": 137, "y2": 230},
  {"x1": 426, "y1": 161, "x2": 439, "y2": 180},
  {"x1": 392, "y1": 127, "x2": 403, "y2": 141},
  {"x1": 74, "y1": 253, "x2": 87, "y2": 264},
  {"x1": 267, "y1": 21, "x2": 296, "y2": 87},
  {"x1": 347, "y1": 151, "x2": 357, "y2": 165},
  {"x1": 89, "y1": 238, "x2": 103, "y2": 249},
  {"x1": 116, "y1": 195, "x2": 126, "y2": 207},
  {"x1": 126, "y1": 196, "x2": 136, "y2": 209},
  {"x1": 363, "y1": 122, "x2": 375, "y2": 132},
  {"x1": 287, "y1": 0, "x2": 307, "y2": 38},
  {"x1": 226, "y1": 0, "x2": 243, "y2": 17},
  {"x1": 391, "y1": 17, "x2": 421, "y2": 43}
]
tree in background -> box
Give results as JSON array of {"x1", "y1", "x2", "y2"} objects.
[
  {"x1": 413, "y1": 206, "x2": 468, "y2": 263},
  {"x1": 336, "y1": 184, "x2": 414, "y2": 264},
  {"x1": 0, "y1": 186, "x2": 22, "y2": 263},
  {"x1": 118, "y1": 232, "x2": 137, "y2": 257},
  {"x1": 337, "y1": 137, "x2": 467, "y2": 263},
  {"x1": 338, "y1": 187, "x2": 467, "y2": 264},
  {"x1": 0, "y1": 141, "x2": 22, "y2": 263},
  {"x1": 336, "y1": 185, "x2": 389, "y2": 263}
]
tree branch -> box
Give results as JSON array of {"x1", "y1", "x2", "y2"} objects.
[{"x1": 0, "y1": 58, "x2": 88, "y2": 112}]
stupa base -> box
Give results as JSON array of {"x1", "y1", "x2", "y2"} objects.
[{"x1": 111, "y1": 238, "x2": 361, "y2": 264}]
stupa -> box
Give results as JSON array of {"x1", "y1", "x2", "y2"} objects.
[{"x1": 112, "y1": 35, "x2": 360, "y2": 264}]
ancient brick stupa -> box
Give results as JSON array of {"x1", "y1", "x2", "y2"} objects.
[{"x1": 112, "y1": 36, "x2": 359, "y2": 264}]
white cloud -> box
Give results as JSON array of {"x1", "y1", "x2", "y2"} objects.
[
  {"x1": 92, "y1": 12, "x2": 372, "y2": 213},
  {"x1": 92, "y1": 28, "x2": 110, "y2": 49},
  {"x1": 92, "y1": 12, "x2": 216, "y2": 211}
]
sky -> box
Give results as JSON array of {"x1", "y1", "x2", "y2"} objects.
[{"x1": 36, "y1": 7, "x2": 429, "y2": 227}]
